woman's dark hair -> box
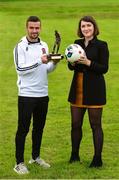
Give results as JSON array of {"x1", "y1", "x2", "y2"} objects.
[
  {"x1": 26, "y1": 16, "x2": 41, "y2": 27},
  {"x1": 77, "y1": 16, "x2": 99, "y2": 38}
]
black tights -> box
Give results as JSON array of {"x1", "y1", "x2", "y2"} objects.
[{"x1": 70, "y1": 106, "x2": 103, "y2": 158}]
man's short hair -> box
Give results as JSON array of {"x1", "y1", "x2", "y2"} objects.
[{"x1": 26, "y1": 16, "x2": 41, "y2": 27}]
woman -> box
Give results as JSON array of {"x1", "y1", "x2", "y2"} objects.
[{"x1": 68, "y1": 16, "x2": 109, "y2": 167}]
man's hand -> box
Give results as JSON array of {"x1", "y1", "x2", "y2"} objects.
[{"x1": 41, "y1": 54, "x2": 48, "y2": 64}]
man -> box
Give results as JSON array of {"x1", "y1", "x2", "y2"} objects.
[{"x1": 13, "y1": 16, "x2": 59, "y2": 174}]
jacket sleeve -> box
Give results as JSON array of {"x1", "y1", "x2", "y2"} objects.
[
  {"x1": 89, "y1": 42, "x2": 109, "y2": 74},
  {"x1": 13, "y1": 44, "x2": 42, "y2": 75},
  {"x1": 46, "y1": 61, "x2": 57, "y2": 73},
  {"x1": 68, "y1": 62, "x2": 76, "y2": 70}
]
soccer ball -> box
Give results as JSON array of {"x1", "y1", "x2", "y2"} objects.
[{"x1": 65, "y1": 44, "x2": 85, "y2": 63}]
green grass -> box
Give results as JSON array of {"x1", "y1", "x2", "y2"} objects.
[{"x1": 0, "y1": 0, "x2": 119, "y2": 179}]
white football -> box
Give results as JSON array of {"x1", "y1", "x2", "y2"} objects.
[{"x1": 65, "y1": 44, "x2": 85, "y2": 63}]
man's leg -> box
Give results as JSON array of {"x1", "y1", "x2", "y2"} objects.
[
  {"x1": 15, "y1": 96, "x2": 34, "y2": 164},
  {"x1": 32, "y1": 96, "x2": 49, "y2": 159}
]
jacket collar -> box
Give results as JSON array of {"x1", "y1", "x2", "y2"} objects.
[
  {"x1": 26, "y1": 37, "x2": 41, "y2": 45},
  {"x1": 81, "y1": 36, "x2": 97, "y2": 44}
]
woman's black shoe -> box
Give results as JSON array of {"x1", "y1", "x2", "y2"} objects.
[
  {"x1": 69, "y1": 155, "x2": 80, "y2": 163},
  {"x1": 89, "y1": 156, "x2": 103, "y2": 168}
]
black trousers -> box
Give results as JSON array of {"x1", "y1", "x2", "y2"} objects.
[{"x1": 15, "y1": 96, "x2": 49, "y2": 164}]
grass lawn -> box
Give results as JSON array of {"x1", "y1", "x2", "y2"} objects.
[{"x1": 0, "y1": 0, "x2": 119, "y2": 179}]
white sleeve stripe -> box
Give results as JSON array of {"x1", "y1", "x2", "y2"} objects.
[
  {"x1": 15, "y1": 46, "x2": 39, "y2": 72},
  {"x1": 15, "y1": 45, "x2": 18, "y2": 66}
]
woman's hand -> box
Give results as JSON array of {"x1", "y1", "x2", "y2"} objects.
[{"x1": 77, "y1": 55, "x2": 91, "y2": 66}]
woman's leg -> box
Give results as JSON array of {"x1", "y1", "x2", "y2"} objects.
[
  {"x1": 88, "y1": 108, "x2": 103, "y2": 167},
  {"x1": 69, "y1": 106, "x2": 86, "y2": 163}
]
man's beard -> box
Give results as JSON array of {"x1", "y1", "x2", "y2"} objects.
[{"x1": 29, "y1": 33, "x2": 39, "y2": 40}]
